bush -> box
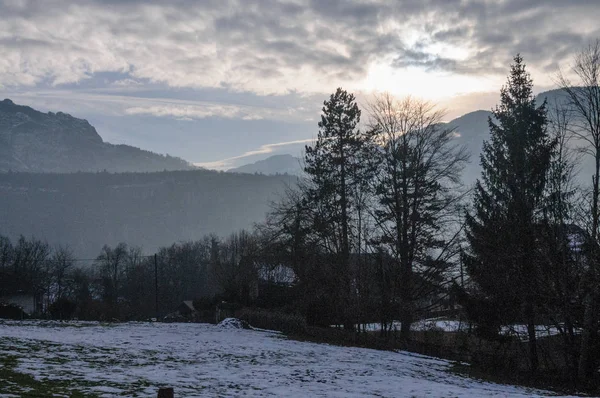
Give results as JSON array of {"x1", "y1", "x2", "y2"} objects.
[
  {"x1": 49, "y1": 298, "x2": 77, "y2": 320},
  {"x1": 237, "y1": 308, "x2": 307, "y2": 334},
  {"x1": 0, "y1": 302, "x2": 29, "y2": 319},
  {"x1": 421, "y1": 326, "x2": 445, "y2": 346},
  {"x1": 73, "y1": 299, "x2": 108, "y2": 321}
]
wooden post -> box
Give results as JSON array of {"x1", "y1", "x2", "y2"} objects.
[
  {"x1": 157, "y1": 387, "x2": 174, "y2": 398},
  {"x1": 155, "y1": 253, "x2": 158, "y2": 318}
]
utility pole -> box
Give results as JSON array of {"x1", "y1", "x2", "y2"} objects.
[
  {"x1": 154, "y1": 253, "x2": 158, "y2": 319},
  {"x1": 460, "y1": 250, "x2": 464, "y2": 288}
]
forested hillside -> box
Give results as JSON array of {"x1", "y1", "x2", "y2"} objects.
[{"x1": 0, "y1": 170, "x2": 294, "y2": 257}]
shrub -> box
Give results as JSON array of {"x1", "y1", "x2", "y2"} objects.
[
  {"x1": 0, "y1": 302, "x2": 29, "y2": 319},
  {"x1": 49, "y1": 298, "x2": 77, "y2": 320}
]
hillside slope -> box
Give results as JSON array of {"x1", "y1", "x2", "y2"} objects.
[
  {"x1": 0, "y1": 99, "x2": 193, "y2": 173},
  {"x1": 0, "y1": 170, "x2": 294, "y2": 257}
]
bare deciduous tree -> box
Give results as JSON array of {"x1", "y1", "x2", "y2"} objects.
[
  {"x1": 51, "y1": 245, "x2": 75, "y2": 301},
  {"x1": 367, "y1": 93, "x2": 469, "y2": 343},
  {"x1": 95, "y1": 243, "x2": 129, "y2": 316},
  {"x1": 557, "y1": 39, "x2": 600, "y2": 381},
  {"x1": 211, "y1": 230, "x2": 260, "y2": 303},
  {"x1": 0, "y1": 235, "x2": 12, "y2": 270},
  {"x1": 557, "y1": 39, "x2": 600, "y2": 239}
]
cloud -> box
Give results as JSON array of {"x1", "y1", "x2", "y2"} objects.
[
  {"x1": 121, "y1": 98, "x2": 321, "y2": 121},
  {"x1": 0, "y1": 0, "x2": 598, "y2": 97},
  {"x1": 0, "y1": 88, "x2": 323, "y2": 123},
  {"x1": 194, "y1": 138, "x2": 315, "y2": 170},
  {"x1": 112, "y1": 79, "x2": 143, "y2": 87},
  {"x1": 124, "y1": 104, "x2": 265, "y2": 120}
]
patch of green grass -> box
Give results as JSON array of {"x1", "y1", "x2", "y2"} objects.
[
  {"x1": 0, "y1": 336, "x2": 165, "y2": 397},
  {"x1": 0, "y1": 332, "x2": 200, "y2": 397},
  {"x1": 0, "y1": 354, "x2": 97, "y2": 397}
]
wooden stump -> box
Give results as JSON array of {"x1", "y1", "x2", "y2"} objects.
[{"x1": 157, "y1": 387, "x2": 174, "y2": 398}]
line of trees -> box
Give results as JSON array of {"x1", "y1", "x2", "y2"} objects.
[
  {"x1": 269, "y1": 88, "x2": 469, "y2": 338},
  {"x1": 0, "y1": 232, "x2": 285, "y2": 321}
]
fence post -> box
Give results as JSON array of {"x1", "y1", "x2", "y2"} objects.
[
  {"x1": 155, "y1": 253, "x2": 158, "y2": 318},
  {"x1": 157, "y1": 387, "x2": 174, "y2": 398}
]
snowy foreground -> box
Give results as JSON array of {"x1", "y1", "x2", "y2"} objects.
[{"x1": 0, "y1": 320, "x2": 577, "y2": 397}]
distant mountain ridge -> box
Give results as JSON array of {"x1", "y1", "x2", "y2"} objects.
[
  {"x1": 228, "y1": 154, "x2": 303, "y2": 175},
  {"x1": 445, "y1": 88, "x2": 592, "y2": 185},
  {"x1": 227, "y1": 89, "x2": 590, "y2": 185},
  {"x1": 0, "y1": 99, "x2": 194, "y2": 173}
]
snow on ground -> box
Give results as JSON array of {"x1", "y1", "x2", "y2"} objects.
[
  {"x1": 500, "y1": 324, "x2": 577, "y2": 341},
  {"x1": 349, "y1": 318, "x2": 467, "y2": 333},
  {"x1": 218, "y1": 317, "x2": 251, "y2": 329},
  {"x1": 0, "y1": 320, "x2": 578, "y2": 397}
]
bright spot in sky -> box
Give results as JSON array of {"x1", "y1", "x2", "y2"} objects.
[{"x1": 360, "y1": 62, "x2": 496, "y2": 100}]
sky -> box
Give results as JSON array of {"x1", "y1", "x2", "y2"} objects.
[{"x1": 1, "y1": 0, "x2": 599, "y2": 170}]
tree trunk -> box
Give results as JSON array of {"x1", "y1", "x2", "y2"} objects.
[
  {"x1": 339, "y1": 133, "x2": 353, "y2": 331},
  {"x1": 564, "y1": 318, "x2": 578, "y2": 388},
  {"x1": 578, "y1": 157, "x2": 600, "y2": 382},
  {"x1": 578, "y1": 292, "x2": 598, "y2": 382},
  {"x1": 400, "y1": 270, "x2": 413, "y2": 346},
  {"x1": 525, "y1": 301, "x2": 539, "y2": 374},
  {"x1": 399, "y1": 145, "x2": 413, "y2": 345}
]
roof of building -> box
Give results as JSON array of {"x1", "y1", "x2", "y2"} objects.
[{"x1": 180, "y1": 300, "x2": 196, "y2": 312}]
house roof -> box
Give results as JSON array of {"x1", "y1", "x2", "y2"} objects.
[{"x1": 181, "y1": 301, "x2": 195, "y2": 312}]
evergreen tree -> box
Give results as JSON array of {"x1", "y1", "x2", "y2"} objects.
[
  {"x1": 304, "y1": 88, "x2": 368, "y2": 330},
  {"x1": 464, "y1": 55, "x2": 554, "y2": 373}
]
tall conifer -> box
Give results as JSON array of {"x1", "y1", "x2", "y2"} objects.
[{"x1": 464, "y1": 55, "x2": 554, "y2": 373}]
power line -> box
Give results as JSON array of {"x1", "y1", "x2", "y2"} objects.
[
  {"x1": 69, "y1": 255, "x2": 156, "y2": 263},
  {"x1": 1, "y1": 254, "x2": 158, "y2": 266}
]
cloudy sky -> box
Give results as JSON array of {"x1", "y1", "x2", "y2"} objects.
[{"x1": 1, "y1": 0, "x2": 599, "y2": 169}]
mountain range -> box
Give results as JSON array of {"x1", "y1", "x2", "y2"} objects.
[
  {"x1": 228, "y1": 88, "x2": 581, "y2": 184},
  {"x1": 0, "y1": 99, "x2": 194, "y2": 173},
  {"x1": 0, "y1": 90, "x2": 575, "y2": 178},
  {"x1": 228, "y1": 154, "x2": 303, "y2": 175}
]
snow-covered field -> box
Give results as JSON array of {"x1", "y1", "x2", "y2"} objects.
[{"x1": 0, "y1": 320, "x2": 577, "y2": 397}]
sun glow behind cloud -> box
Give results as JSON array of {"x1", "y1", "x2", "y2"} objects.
[{"x1": 361, "y1": 62, "x2": 498, "y2": 101}]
